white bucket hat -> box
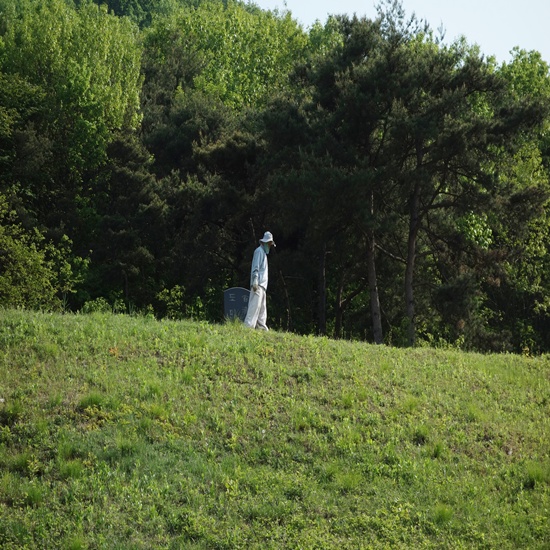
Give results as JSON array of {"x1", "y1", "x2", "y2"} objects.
[{"x1": 259, "y1": 231, "x2": 276, "y2": 246}]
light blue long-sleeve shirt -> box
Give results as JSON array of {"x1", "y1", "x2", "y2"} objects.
[{"x1": 250, "y1": 245, "x2": 269, "y2": 290}]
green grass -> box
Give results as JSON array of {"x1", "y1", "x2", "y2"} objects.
[{"x1": 0, "y1": 309, "x2": 548, "y2": 549}]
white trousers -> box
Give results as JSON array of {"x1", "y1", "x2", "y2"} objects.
[{"x1": 244, "y1": 286, "x2": 268, "y2": 330}]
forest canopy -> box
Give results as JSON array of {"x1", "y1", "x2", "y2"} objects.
[{"x1": 1, "y1": 0, "x2": 550, "y2": 353}]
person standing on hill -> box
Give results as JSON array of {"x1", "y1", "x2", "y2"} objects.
[{"x1": 244, "y1": 231, "x2": 275, "y2": 330}]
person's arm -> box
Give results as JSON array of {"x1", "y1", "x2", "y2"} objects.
[{"x1": 251, "y1": 248, "x2": 260, "y2": 290}]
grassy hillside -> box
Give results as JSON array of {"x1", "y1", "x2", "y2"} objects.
[{"x1": 0, "y1": 310, "x2": 549, "y2": 549}]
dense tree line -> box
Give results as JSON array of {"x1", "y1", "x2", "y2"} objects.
[{"x1": 1, "y1": 0, "x2": 550, "y2": 352}]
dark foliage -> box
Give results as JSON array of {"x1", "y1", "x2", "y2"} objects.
[{"x1": 2, "y1": 0, "x2": 550, "y2": 352}]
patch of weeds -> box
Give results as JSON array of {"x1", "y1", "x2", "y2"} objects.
[
  {"x1": 283, "y1": 481, "x2": 306, "y2": 501},
  {"x1": 335, "y1": 469, "x2": 363, "y2": 494},
  {"x1": 147, "y1": 403, "x2": 169, "y2": 421},
  {"x1": 22, "y1": 482, "x2": 44, "y2": 507},
  {"x1": 0, "y1": 518, "x2": 31, "y2": 546},
  {"x1": 59, "y1": 459, "x2": 84, "y2": 479},
  {"x1": 140, "y1": 381, "x2": 162, "y2": 400},
  {"x1": 430, "y1": 441, "x2": 445, "y2": 459},
  {"x1": 290, "y1": 368, "x2": 314, "y2": 383},
  {"x1": 116, "y1": 433, "x2": 141, "y2": 457},
  {"x1": 412, "y1": 425, "x2": 429, "y2": 446},
  {"x1": 100, "y1": 432, "x2": 143, "y2": 469},
  {"x1": 78, "y1": 405, "x2": 114, "y2": 430},
  {"x1": 78, "y1": 392, "x2": 104, "y2": 411},
  {"x1": 33, "y1": 417, "x2": 50, "y2": 438},
  {"x1": 335, "y1": 423, "x2": 362, "y2": 455},
  {"x1": 465, "y1": 402, "x2": 486, "y2": 423},
  {"x1": 0, "y1": 471, "x2": 19, "y2": 506},
  {"x1": 0, "y1": 400, "x2": 23, "y2": 427},
  {"x1": 138, "y1": 416, "x2": 152, "y2": 434},
  {"x1": 0, "y1": 424, "x2": 13, "y2": 445},
  {"x1": 291, "y1": 405, "x2": 320, "y2": 432},
  {"x1": 244, "y1": 496, "x2": 294, "y2": 525},
  {"x1": 0, "y1": 450, "x2": 6, "y2": 475},
  {"x1": 9, "y1": 451, "x2": 34, "y2": 475},
  {"x1": 47, "y1": 393, "x2": 63, "y2": 408},
  {"x1": 523, "y1": 461, "x2": 550, "y2": 490},
  {"x1": 382, "y1": 444, "x2": 400, "y2": 467},
  {"x1": 317, "y1": 460, "x2": 340, "y2": 484},
  {"x1": 57, "y1": 436, "x2": 84, "y2": 461},
  {"x1": 401, "y1": 395, "x2": 420, "y2": 414},
  {"x1": 362, "y1": 412, "x2": 381, "y2": 428},
  {"x1": 33, "y1": 341, "x2": 60, "y2": 361},
  {"x1": 166, "y1": 509, "x2": 207, "y2": 540},
  {"x1": 2, "y1": 474, "x2": 44, "y2": 508},
  {"x1": 63, "y1": 534, "x2": 87, "y2": 550},
  {"x1": 433, "y1": 503, "x2": 453, "y2": 525},
  {"x1": 180, "y1": 365, "x2": 196, "y2": 385},
  {"x1": 341, "y1": 391, "x2": 355, "y2": 410}
]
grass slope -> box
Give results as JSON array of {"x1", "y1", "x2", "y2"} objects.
[{"x1": 0, "y1": 309, "x2": 549, "y2": 549}]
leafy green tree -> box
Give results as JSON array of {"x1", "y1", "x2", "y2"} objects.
[
  {"x1": 156, "y1": 117, "x2": 268, "y2": 321},
  {"x1": 137, "y1": 1, "x2": 341, "y2": 322},
  {"x1": 365, "y1": 3, "x2": 547, "y2": 346},
  {"x1": 143, "y1": 0, "x2": 309, "y2": 111},
  {"x1": 259, "y1": 1, "x2": 549, "y2": 349},
  {"x1": 261, "y1": 9, "x2": 417, "y2": 342},
  {"x1": 0, "y1": 0, "x2": 143, "y2": 311},
  {"x1": 84, "y1": 0, "x2": 183, "y2": 27},
  {"x1": 82, "y1": 130, "x2": 165, "y2": 310},
  {"x1": 420, "y1": 50, "x2": 550, "y2": 352},
  {"x1": 0, "y1": 0, "x2": 142, "y2": 232},
  {"x1": 0, "y1": 194, "x2": 62, "y2": 309},
  {"x1": 0, "y1": 71, "x2": 46, "y2": 212},
  {"x1": 474, "y1": 49, "x2": 550, "y2": 352}
]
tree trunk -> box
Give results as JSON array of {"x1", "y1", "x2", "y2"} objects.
[
  {"x1": 366, "y1": 188, "x2": 383, "y2": 344},
  {"x1": 335, "y1": 275, "x2": 344, "y2": 339},
  {"x1": 278, "y1": 270, "x2": 292, "y2": 331},
  {"x1": 317, "y1": 243, "x2": 327, "y2": 335},
  {"x1": 334, "y1": 274, "x2": 368, "y2": 340},
  {"x1": 405, "y1": 181, "x2": 421, "y2": 347},
  {"x1": 366, "y1": 229, "x2": 383, "y2": 344}
]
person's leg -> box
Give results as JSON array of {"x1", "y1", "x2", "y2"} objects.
[
  {"x1": 255, "y1": 288, "x2": 268, "y2": 330},
  {"x1": 244, "y1": 288, "x2": 260, "y2": 328}
]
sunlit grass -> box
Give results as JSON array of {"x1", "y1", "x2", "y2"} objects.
[{"x1": 0, "y1": 309, "x2": 548, "y2": 548}]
